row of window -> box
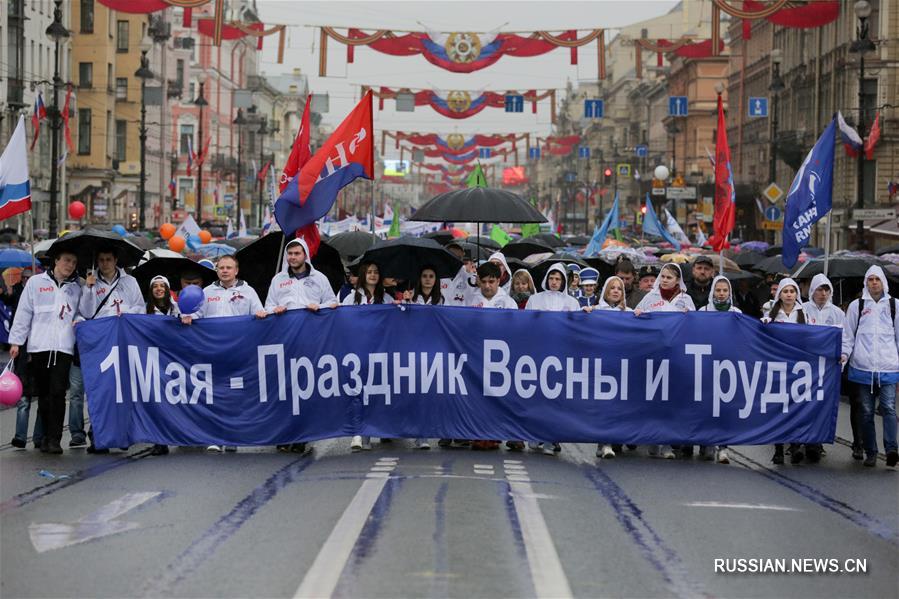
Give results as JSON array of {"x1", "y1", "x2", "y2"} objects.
[
  {"x1": 74, "y1": 108, "x2": 127, "y2": 161},
  {"x1": 79, "y1": 0, "x2": 130, "y2": 53}
]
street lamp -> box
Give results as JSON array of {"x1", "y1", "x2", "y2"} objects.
[
  {"x1": 850, "y1": 0, "x2": 875, "y2": 250},
  {"x1": 232, "y1": 108, "x2": 246, "y2": 224},
  {"x1": 135, "y1": 36, "x2": 154, "y2": 231},
  {"x1": 665, "y1": 120, "x2": 681, "y2": 178},
  {"x1": 45, "y1": 0, "x2": 69, "y2": 237},
  {"x1": 193, "y1": 72, "x2": 208, "y2": 223},
  {"x1": 767, "y1": 50, "x2": 784, "y2": 187},
  {"x1": 257, "y1": 116, "x2": 268, "y2": 227}
]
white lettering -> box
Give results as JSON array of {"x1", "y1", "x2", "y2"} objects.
[
  {"x1": 448, "y1": 353, "x2": 467, "y2": 395},
  {"x1": 317, "y1": 354, "x2": 340, "y2": 399},
  {"x1": 392, "y1": 352, "x2": 416, "y2": 395},
  {"x1": 420, "y1": 352, "x2": 444, "y2": 395},
  {"x1": 483, "y1": 340, "x2": 510, "y2": 397},
  {"x1": 164, "y1": 362, "x2": 187, "y2": 405},
  {"x1": 364, "y1": 353, "x2": 391, "y2": 405},
  {"x1": 645, "y1": 359, "x2": 669, "y2": 402},
  {"x1": 566, "y1": 358, "x2": 590, "y2": 400},
  {"x1": 188, "y1": 363, "x2": 213, "y2": 405},
  {"x1": 257, "y1": 344, "x2": 286, "y2": 403},
  {"x1": 685, "y1": 344, "x2": 712, "y2": 402},
  {"x1": 99, "y1": 345, "x2": 123, "y2": 404},
  {"x1": 290, "y1": 357, "x2": 315, "y2": 415},
  {"x1": 790, "y1": 361, "x2": 812, "y2": 403},
  {"x1": 341, "y1": 353, "x2": 362, "y2": 396},
  {"x1": 761, "y1": 362, "x2": 789, "y2": 413},
  {"x1": 513, "y1": 356, "x2": 537, "y2": 399},
  {"x1": 712, "y1": 360, "x2": 737, "y2": 417},
  {"x1": 539, "y1": 356, "x2": 563, "y2": 399},
  {"x1": 128, "y1": 345, "x2": 160, "y2": 403},
  {"x1": 737, "y1": 361, "x2": 762, "y2": 419}
]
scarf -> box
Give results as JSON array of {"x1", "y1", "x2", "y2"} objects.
[
  {"x1": 712, "y1": 298, "x2": 731, "y2": 311},
  {"x1": 660, "y1": 286, "x2": 679, "y2": 302}
]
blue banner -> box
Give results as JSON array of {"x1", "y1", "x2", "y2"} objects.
[{"x1": 76, "y1": 307, "x2": 842, "y2": 449}]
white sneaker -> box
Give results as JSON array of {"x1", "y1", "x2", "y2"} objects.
[
  {"x1": 206, "y1": 445, "x2": 222, "y2": 452},
  {"x1": 361, "y1": 438, "x2": 373, "y2": 451},
  {"x1": 661, "y1": 446, "x2": 676, "y2": 459},
  {"x1": 350, "y1": 436, "x2": 363, "y2": 452},
  {"x1": 717, "y1": 448, "x2": 730, "y2": 464},
  {"x1": 600, "y1": 444, "x2": 615, "y2": 459},
  {"x1": 415, "y1": 439, "x2": 431, "y2": 450},
  {"x1": 528, "y1": 442, "x2": 542, "y2": 451},
  {"x1": 542, "y1": 444, "x2": 556, "y2": 456}
]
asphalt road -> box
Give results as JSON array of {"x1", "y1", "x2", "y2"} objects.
[{"x1": 0, "y1": 401, "x2": 896, "y2": 599}]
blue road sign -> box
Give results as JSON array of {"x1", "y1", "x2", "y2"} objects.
[
  {"x1": 668, "y1": 96, "x2": 688, "y2": 117},
  {"x1": 528, "y1": 147, "x2": 541, "y2": 160},
  {"x1": 584, "y1": 99, "x2": 604, "y2": 119},
  {"x1": 765, "y1": 205, "x2": 782, "y2": 221},
  {"x1": 479, "y1": 148, "x2": 492, "y2": 159},
  {"x1": 564, "y1": 171, "x2": 577, "y2": 183},
  {"x1": 504, "y1": 95, "x2": 524, "y2": 113},
  {"x1": 748, "y1": 97, "x2": 769, "y2": 118},
  {"x1": 635, "y1": 144, "x2": 648, "y2": 158},
  {"x1": 578, "y1": 146, "x2": 590, "y2": 159}
]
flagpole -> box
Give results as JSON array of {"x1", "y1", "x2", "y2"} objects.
[
  {"x1": 370, "y1": 179, "x2": 375, "y2": 235},
  {"x1": 824, "y1": 215, "x2": 831, "y2": 277}
]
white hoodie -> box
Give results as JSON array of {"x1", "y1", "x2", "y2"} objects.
[
  {"x1": 462, "y1": 251, "x2": 512, "y2": 305},
  {"x1": 79, "y1": 267, "x2": 144, "y2": 319},
  {"x1": 9, "y1": 271, "x2": 83, "y2": 354},
  {"x1": 525, "y1": 263, "x2": 580, "y2": 311},
  {"x1": 466, "y1": 286, "x2": 517, "y2": 309},
  {"x1": 443, "y1": 265, "x2": 471, "y2": 306},
  {"x1": 635, "y1": 263, "x2": 696, "y2": 312},
  {"x1": 597, "y1": 276, "x2": 632, "y2": 311},
  {"x1": 842, "y1": 265, "x2": 899, "y2": 378},
  {"x1": 802, "y1": 273, "x2": 844, "y2": 328},
  {"x1": 699, "y1": 275, "x2": 742, "y2": 313},
  {"x1": 198, "y1": 280, "x2": 264, "y2": 318},
  {"x1": 341, "y1": 288, "x2": 395, "y2": 305},
  {"x1": 264, "y1": 238, "x2": 338, "y2": 311},
  {"x1": 762, "y1": 277, "x2": 804, "y2": 323}
]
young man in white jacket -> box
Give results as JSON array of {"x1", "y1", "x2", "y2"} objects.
[
  {"x1": 802, "y1": 274, "x2": 844, "y2": 328},
  {"x1": 842, "y1": 265, "x2": 899, "y2": 468},
  {"x1": 8, "y1": 250, "x2": 82, "y2": 454}
]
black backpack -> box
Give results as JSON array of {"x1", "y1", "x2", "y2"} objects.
[{"x1": 855, "y1": 296, "x2": 897, "y2": 328}]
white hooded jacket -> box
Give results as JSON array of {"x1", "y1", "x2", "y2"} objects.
[
  {"x1": 462, "y1": 251, "x2": 512, "y2": 304},
  {"x1": 842, "y1": 265, "x2": 899, "y2": 379},
  {"x1": 699, "y1": 275, "x2": 742, "y2": 313},
  {"x1": 198, "y1": 279, "x2": 264, "y2": 318},
  {"x1": 466, "y1": 286, "x2": 517, "y2": 309},
  {"x1": 802, "y1": 274, "x2": 844, "y2": 327},
  {"x1": 79, "y1": 267, "x2": 144, "y2": 319},
  {"x1": 635, "y1": 264, "x2": 696, "y2": 312},
  {"x1": 762, "y1": 278, "x2": 804, "y2": 323},
  {"x1": 526, "y1": 264, "x2": 580, "y2": 311},
  {"x1": 265, "y1": 238, "x2": 338, "y2": 311},
  {"x1": 9, "y1": 271, "x2": 83, "y2": 354},
  {"x1": 597, "y1": 276, "x2": 632, "y2": 311}
]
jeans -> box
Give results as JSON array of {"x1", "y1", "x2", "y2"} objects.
[
  {"x1": 859, "y1": 382, "x2": 897, "y2": 456},
  {"x1": 66, "y1": 365, "x2": 85, "y2": 442},
  {"x1": 29, "y1": 351, "x2": 73, "y2": 444},
  {"x1": 849, "y1": 385, "x2": 865, "y2": 450},
  {"x1": 14, "y1": 397, "x2": 43, "y2": 445}
]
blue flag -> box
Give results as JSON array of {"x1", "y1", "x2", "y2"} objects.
[
  {"x1": 783, "y1": 116, "x2": 836, "y2": 268},
  {"x1": 642, "y1": 194, "x2": 681, "y2": 250},
  {"x1": 585, "y1": 192, "x2": 619, "y2": 256}
]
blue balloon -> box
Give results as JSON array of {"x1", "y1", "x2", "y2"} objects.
[
  {"x1": 198, "y1": 259, "x2": 215, "y2": 270},
  {"x1": 112, "y1": 224, "x2": 128, "y2": 236},
  {"x1": 177, "y1": 284, "x2": 205, "y2": 315}
]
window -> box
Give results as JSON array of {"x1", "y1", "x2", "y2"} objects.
[
  {"x1": 115, "y1": 77, "x2": 127, "y2": 100},
  {"x1": 175, "y1": 59, "x2": 184, "y2": 90},
  {"x1": 80, "y1": 0, "x2": 94, "y2": 33},
  {"x1": 78, "y1": 62, "x2": 92, "y2": 88},
  {"x1": 116, "y1": 20, "x2": 129, "y2": 52},
  {"x1": 115, "y1": 120, "x2": 127, "y2": 161},
  {"x1": 107, "y1": 63, "x2": 113, "y2": 92},
  {"x1": 77, "y1": 108, "x2": 91, "y2": 154},
  {"x1": 179, "y1": 124, "x2": 194, "y2": 155},
  {"x1": 188, "y1": 82, "x2": 195, "y2": 101}
]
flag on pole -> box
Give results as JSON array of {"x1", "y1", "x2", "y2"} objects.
[
  {"x1": 277, "y1": 94, "x2": 316, "y2": 253},
  {"x1": 0, "y1": 116, "x2": 33, "y2": 221},
  {"x1": 257, "y1": 160, "x2": 271, "y2": 183},
  {"x1": 708, "y1": 94, "x2": 735, "y2": 252},
  {"x1": 30, "y1": 92, "x2": 47, "y2": 151},
  {"x1": 388, "y1": 205, "x2": 401, "y2": 238},
  {"x1": 864, "y1": 112, "x2": 880, "y2": 160},
  {"x1": 836, "y1": 111, "x2": 863, "y2": 157},
  {"x1": 262, "y1": 206, "x2": 273, "y2": 236},
  {"x1": 489, "y1": 224, "x2": 512, "y2": 247},
  {"x1": 663, "y1": 208, "x2": 691, "y2": 246},
  {"x1": 226, "y1": 218, "x2": 234, "y2": 239},
  {"x1": 584, "y1": 191, "x2": 619, "y2": 256},
  {"x1": 238, "y1": 209, "x2": 247, "y2": 237},
  {"x1": 783, "y1": 115, "x2": 836, "y2": 268},
  {"x1": 642, "y1": 194, "x2": 681, "y2": 250},
  {"x1": 176, "y1": 214, "x2": 202, "y2": 250},
  {"x1": 186, "y1": 136, "x2": 194, "y2": 176},
  {"x1": 62, "y1": 85, "x2": 75, "y2": 153},
  {"x1": 466, "y1": 163, "x2": 487, "y2": 188},
  {"x1": 195, "y1": 136, "x2": 212, "y2": 167}
]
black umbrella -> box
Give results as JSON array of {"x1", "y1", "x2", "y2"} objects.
[
  {"x1": 763, "y1": 245, "x2": 783, "y2": 257},
  {"x1": 126, "y1": 235, "x2": 156, "y2": 251},
  {"x1": 752, "y1": 254, "x2": 792, "y2": 275},
  {"x1": 48, "y1": 227, "x2": 145, "y2": 270},
  {"x1": 876, "y1": 244, "x2": 899, "y2": 256},
  {"x1": 529, "y1": 253, "x2": 588, "y2": 291},
  {"x1": 734, "y1": 250, "x2": 766, "y2": 268},
  {"x1": 356, "y1": 236, "x2": 462, "y2": 281},
  {"x1": 791, "y1": 256, "x2": 886, "y2": 280},
  {"x1": 412, "y1": 187, "x2": 547, "y2": 224},
  {"x1": 723, "y1": 270, "x2": 762, "y2": 283},
  {"x1": 234, "y1": 232, "x2": 345, "y2": 303},
  {"x1": 327, "y1": 230, "x2": 379, "y2": 261},
  {"x1": 219, "y1": 237, "x2": 257, "y2": 250},
  {"x1": 131, "y1": 249, "x2": 217, "y2": 292},
  {"x1": 423, "y1": 230, "x2": 456, "y2": 246},
  {"x1": 451, "y1": 241, "x2": 492, "y2": 262},
  {"x1": 563, "y1": 234, "x2": 591, "y2": 246},
  {"x1": 465, "y1": 235, "x2": 501, "y2": 251},
  {"x1": 529, "y1": 233, "x2": 565, "y2": 248},
  {"x1": 502, "y1": 238, "x2": 555, "y2": 260}
]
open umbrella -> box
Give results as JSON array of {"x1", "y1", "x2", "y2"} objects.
[
  {"x1": 126, "y1": 235, "x2": 156, "y2": 251},
  {"x1": 529, "y1": 253, "x2": 587, "y2": 291},
  {"x1": 234, "y1": 231, "x2": 345, "y2": 303},
  {"x1": 529, "y1": 233, "x2": 565, "y2": 248},
  {"x1": 739, "y1": 241, "x2": 770, "y2": 253},
  {"x1": 752, "y1": 254, "x2": 792, "y2": 275},
  {"x1": 423, "y1": 230, "x2": 456, "y2": 246},
  {"x1": 48, "y1": 227, "x2": 144, "y2": 270},
  {"x1": 465, "y1": 236, "x2": 501, "y2": 251},
  {"x1": 131, "y1": 248, "x2": 217, "y2": 292},
  {"x1": 412, "y1": 187, "x2": 546, "y2": 224},
  {"x1": 734, "y1": 250, "x2": 766, "y2": 268},
  {"x1": 791, "y1": 255, "x2": 886, "y2": 280},
  {"x1": 219, "y1": 237, "x2": 257, "y2": 250},
  {"x1": 699, "y1": 254, "x2": 740, "y2": 273},
  {"x1": 451, "y1": 241, "x2": 492, "y2": 262},
  {"x1": 328, "y1": 230, "x2": 379, "y2": 261},
  {"x1": 502, "y1": 238, "x2": 555, "y2": 260},
  {"x1": 191, "y1": 243, "x2": 236, "y2": 259},
  {"x1": 0, "y1": 247, "x2": 35, "y2": 268},
  {"x1": 876, "y1": 244, "x2": 899, "y2": 257},
  {"x1": 723, "y1": 270, "x2": 762, "y2": 283},
  {"x1": 355, "y1": 236, "x2": 462, "y2": 282},
  {"x1": 563, "y1": 234, "x2": 591, "y2": 247}
]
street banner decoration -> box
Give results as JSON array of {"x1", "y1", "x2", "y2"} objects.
[
  {"x1": 0, "y1": 116, "x2": 33, "y2": 221},
  {"x1": 837, "y1": 111, "x2": 863, "y2": 157},
  {"x1": 783, "y1": 116, "x2": 836, "y2": 269},
  {"x1": 712, "y1": 0, "x2": 840, "y2": 45},
  {"x1": 29, "y1": 92, "x2": 46, "y2": 152},
  {"x1": 319, "y1": 28, "x2": 606, "y2": 80},
  {"x1": 275, "y1": 91, "x2": 374, "y2": 235},
  {"x1": 632, "y1": 38, "x2": 726, "y2": 79},
  {"x1": 709, "y1": 93, "x2": 735, "y2": 252},
  {"x1": 77, "y1": 307, "x2": 841, "y2": 449},
  {"x1": 383, "y1": 131, "x2": 525, "y2": 155},
  {"x1": 371, "y1": 88, "x2": 556, "y2": 121}
]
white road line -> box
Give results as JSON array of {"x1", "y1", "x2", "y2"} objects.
[
  {"x1": 294, "y1": 460, "x2": 394, "y2": 598},
  {"x1": 505, "y1": 472, "x2": 572, "y2": 598},
  {"x1": 684, "y1": 501, "x2": 800, "y2": 512}
]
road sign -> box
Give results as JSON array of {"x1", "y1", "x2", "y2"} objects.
[
  {"x1": 762, "y1": 182, "x2": 784, "y2": 204},
  {"x1": 528, "y1": 147, "x2": 541, "y2": 160},
  {"x1": 634, "y1": 144, "x2": 648, "y2": 158},
  {"x1": 578, "y1": 146, "x2": 590, "y2": 159},
  {"x1": 666, "y1": 187, "x2": 697, "y2": 200},
  {"x1": 748, "y1": 97, "x2": 769, "y2": 118},
  {"x1": 616, "y1": 164, "x2": 631, "y2": 178},
  {"x1": 504, "y1": 94, "x2": 524, "y2": 113},
  {"x1": 852, "y1": 208, "x2": 897, "y2": 221},
  {"x1": 651, "y1": 187, "x2": 666, "y2": 196},
  {"x1": 762, "y1": 220, "x2": 783, "y2": 231},
  {"x1": 584, "y1": 99, "x2": 604, "y2": 119},
  {"x1": 764, "y1": 205, "x2": 782, "y2": 221},
  {"x1": 668, "y1": 96, "x2": 688, "y2": 117},
  {"x1": 479, "y1": 148, "x2": 492, "y2": 159},
  {"x1": 564, "y1": 171, "x2": 577, "y2": 183}
]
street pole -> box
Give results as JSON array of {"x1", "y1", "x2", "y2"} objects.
[
  {"x1": 194, "y1": 75, "x2": 208, "y2": 223},
  {"x1": 135, "y1": 38, "x2": 154, "y2": 231},
  {"x1": 45, "y1": 0, "x2": 69, "y2": 238},
  {"x1": 257, "y1": 117, "x2": 268, "y2": 228},
  {"x1": 851, "y1": 1, "x2": 874, "y2": 251},
  {"x1": 768, "y1": 49, "x2": 784, "y2": 246},
  {"x1": 233, "y1": 108, "x2": 245, "y2": 225}
]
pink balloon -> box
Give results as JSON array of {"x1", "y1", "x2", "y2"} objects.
[{"x1": 0, "y1": 370, "x2": 22, "y2": 407}]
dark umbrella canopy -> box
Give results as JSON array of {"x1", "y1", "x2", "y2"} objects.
[
  {"x1": 423, "y1": 230, "x2": 456, "y2": 246},
  {"x1": 450, "y1": 241, "x2": 492, "y2": 262},
  {"x1": 734, "y1": 251, "x2": 766, "y2": 268},
  {"x1": 328, "y1": 230, "x2": 379, "y2": 261},
  {"x1": 791, "y1": 256, "x2": 886, "y2": 280},
  {"x1": 219, "y1": 237, "x2": 257, "y2": 250},
  {"x1": 234, "y1": 232, "x2": 345, "y2": 303},
  {"x1": 528, "y1": 233, "x2": 565, "y2": 248},
  {"x1": 563, "y1": 234, "x2": 591, "y2": 246},
  {"x1": 723, "y1": 270, "x2": 762, "y2": 283},
  {"x1": 752, "y1": 255, "x2": 792, "y2": 275},
  {"x1": 502, "y1": 238, "x2": 555, "y2": 260},
  {"x1": 465, "y1": 235, "x2": 501, "y2": 250},
  {"x1": 131, "y1": 249, "x2": 217, "y2": 292},
  {"x1": 529, "y1": 253, "x2": 588, "y2": 291},
  {"x1": 412, "y1": 187, "x2": 547, "y2": 223},
  {"x1": 49, "y1": 228, "x2": 145, "y2": 270},
  {"x1": 127, "y1": 235, "x2": 156, "y2": 251},
  {"x1": 876, "y1": 244, "x2": 899, "y2": 256},
  {"x1": 356, "y1": 236, "x2": 462, "y2": 281}
]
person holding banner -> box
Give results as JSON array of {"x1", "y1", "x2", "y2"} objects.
[
  {"x1": 265, "y1": 238, "x2": 338, "y2": 314},
  {"x1": 592, "y1": 275, "x2": 632, "y2": 459},
  {"x1": 577, "y1": 268, "x2": 601, "y2": 309},
  {"x1": 442, "y1": 242, "x2": 474, "y2": 306},
  {"x1": 616, "y1": 259, "x2": 644, "y2": 309},
  {"x1": 509, "y1": 269, "x2": 536, "y2": 309},
  {"x1": 841, "y1": 266, "x2": 899, "y2": 469},
  {"x1": 463, "y1": 252, "x2": 512, "y2": 305},
  {"x1": 8, "y1": 250, "x2": 82, "y2": 455},
  {"x1": 144, "y1": 275, "x2": 179, "y2": 456},
  {"x1": 405, "y1": 266, "x2": 444, "y2": 306},
  {"x1": 802, "y1": 275, "x2": 844, "y2": 328}
]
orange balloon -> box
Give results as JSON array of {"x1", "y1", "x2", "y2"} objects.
[
  {"x1": 160, "y1": 223, "x2": 177, "y2": 240},
  {"x1": 198, "y1": 230, "x2": 212, "y2": 244},
  {"x1": 168, "y1": 235, "x2": 186, "y2": 252}
]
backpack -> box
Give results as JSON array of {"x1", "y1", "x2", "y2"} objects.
[{"x1": 856, "y1": 296, "x2": 896, "y2": 328}]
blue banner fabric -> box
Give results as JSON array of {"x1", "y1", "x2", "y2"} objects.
[{"x1": 77, "y1": 306, "x2": 841, "y2": 449}]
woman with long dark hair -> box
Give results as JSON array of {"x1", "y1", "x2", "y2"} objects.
[
  {"x1": 145, "y1": 275, "x2": 179, "y2": 316},
  {"x1": 407, "y1": 266, "x2": 443, "y2": 305}
]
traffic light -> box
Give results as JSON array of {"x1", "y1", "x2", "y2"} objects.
[{"x1": 603, "y1": 167, "x2": 612, "y2": 185}]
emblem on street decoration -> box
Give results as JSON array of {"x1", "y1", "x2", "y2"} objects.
[
  {"x1": 445, "y1": 134, "x2": 466, "y2": 151},
  {"x1": 445, "y1": 32, "x2": 482, "y2": 63},
  {"x1": 445, "y1": 91, "x2": 472, "y2": 113}
]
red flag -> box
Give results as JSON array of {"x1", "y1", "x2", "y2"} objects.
[
  {"x1": 864, "y1": 112, "x2": 880, "y2": 160},
  {"x1": 195, "y1": 136, "x2": 212, "y2": 166},
  {"x1": 30, "y1": 93, "x2": 47, "y2": 152},
  {"x1": 257, "y1": 160, "x2": 271, "y2": 182},
  {"x1": 62, "y1": 85, "x2": 75, "y2": 153},
  {"x1": 278, "y1": 95, "x2": 320, "y2": 256},
  {"x1": 709, "y1": 94, "x2": 735, "y2": 252}
]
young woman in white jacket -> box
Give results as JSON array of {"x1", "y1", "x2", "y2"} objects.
[{"x1": 592, "y1": 276, "x2": 632, "y2": 458}]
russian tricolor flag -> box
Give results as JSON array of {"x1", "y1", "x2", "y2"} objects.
[
  {"x1": 30, "y1": 92, "x2": 47, "y2": 151},
  {"x1": 836, "y1": 111, "x2": 863, "y2": 158},
  {"x1": 0, "y1": 116, "x2": 33, "y2": 221}
]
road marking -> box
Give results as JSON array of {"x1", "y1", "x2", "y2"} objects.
[
  {"x1": 294, "y1": 460, "x2": 396, "y2": 598},
  {"x1": 29, "y1": 492, "x2": 161, "y2": 553},
  {"x1": 685, "y1": 501, "x2": 800, "y2": 511},
  {"x1": 504, "y1": 465, "x2": 572, "y2": 598}
]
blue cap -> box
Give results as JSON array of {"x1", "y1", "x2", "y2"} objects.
[
  {"x1": 566, "y1": 264, "x2": 582, "y2": 273},
  {"x1": 578, "y1": 267, "x2": 599, "y2": 284}
]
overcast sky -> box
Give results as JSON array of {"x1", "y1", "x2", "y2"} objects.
[{"x1": 256, "y1": 1, "x2": 679, "y2": 159}]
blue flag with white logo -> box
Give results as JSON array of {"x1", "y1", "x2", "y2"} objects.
[
  {"x1": 642, "y1": 195, "x2": 681, "y2": 250},
  {"x1": 585, "y1": 192, "x2": 618, "y2": 256},
  {"x1": 783, "y1": 116, "x2": 836, "y2": 268}
]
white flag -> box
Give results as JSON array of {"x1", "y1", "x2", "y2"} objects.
[
  {"x1": 663, "y1": 208, "x2": 690, "y2": 245},
  {"x1": 226, "y1": 218, "x2": 234, "y2": 239},
  {"x1": 175, "y1": 214, "x2": 201, "y2": 240},
  {"x1": 238, "y1": 209, "x2": 247, "y2": 237}
]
